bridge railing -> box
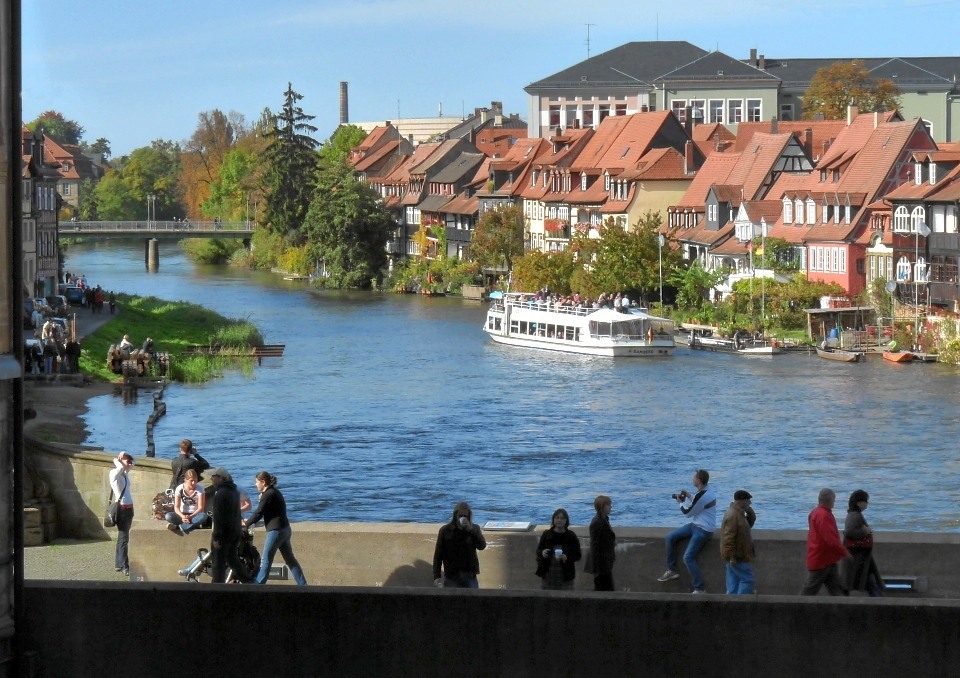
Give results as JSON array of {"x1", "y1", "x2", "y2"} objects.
[{"x1": 66, "y1": 220, "x2": 255, "y2": 233}]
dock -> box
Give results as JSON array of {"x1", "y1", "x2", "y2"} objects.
[{"x1": 184, "y1": 344, "x2": 285, "y2": 365}]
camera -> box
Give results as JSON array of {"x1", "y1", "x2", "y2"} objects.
[{"x1": 672, "y1": 491, "x2": 687, "y2": 501}]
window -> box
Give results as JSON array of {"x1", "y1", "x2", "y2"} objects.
[
  {"x1": 689, "y1": 99, "x2": 705, "y2": 124},
  {"x1": 62, "y1": 183, "x2": 71, "y2": 196},
  {"x1": 565, "y1": 106, "x2": 577, "y2": 127},
  {"x1": 795, "y1": 199, "x2": 804, "y2": 224},
  {"x1": 915, "y1": 162, "x2": 923, "y2": 185},
  {"x1": 598, "y1": 104, "x2": 610, "y2": 123},
  {"x1": 746, "y1": 99, "x2": 762, "y2": 122},
  {"x1": 671, "y1": 100, "x2": 687, "y2": 122},
  {"x1": 580, "y1": 174, "x2": 587, "y2": 191},
  {"x1": 822, "y1": 200, "x2": 828, "y2": 223},
  {"x1": 833, "y1": 201, "x2": 840, "y2": 224},
  {"x1": 582, "y1": 107, "x2": 594, "y2": 128},
  {"x1": 779, "y1": 104, "x2": 794, "y2": 121},
  {"x1": 893, "y1": 206, "x2": 909, "y2": 232},
  {"x1": 845, "y1": 204, "x2": 851, "y2": 224},
  {"x1": 832, "y1": 248, "x2": 839, "y2": 272},
  {"x1": 839, "y1": 249, "x2": 846, "y2": 273},
  {"x1": 783, "y1": 198, "x2": 793, "y2": 224},
  {"x1": 709, "y1": 100, "x2": 724, "y2": 124},
  {"x1": 806, "y1": 199, "x2": 815, "y2": 225},
  {"x1": 708, "y1": 204, "x2": 718, "y2": 222},
  {"x1": 727, "y1": 100, "x2": 743, "y2": 123},
  {"x1": 911, "y1": 206, "x2": 926, "y2": 233},
  {"x1": 615, "y1": 103, "x2": 627, "y2": 116},
  {"x1": 896, "y1": 256, "x2": 911, "y2": 281},
  {"x1": 604, "y1": 174, "x2": 610, "y2": 191},
  {"x1": 548, "y1": 106, "x2": 560, "y2": 127},
  {"x1": 915, "y1": 256, "x2": 927, "y2": 282},
  {"x1": 930, "y1": 164, "x2": 937, "y2": 185}
]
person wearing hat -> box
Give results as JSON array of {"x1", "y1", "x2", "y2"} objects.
[
  {"x1": 208, "y1": 467, "x2": 253, "y2": 584},
  {"x1": 109, "y1": 452, "x2": 135, "y2": 576},
  {"x1": 658, "y1": 469, "x2": 717, "y2": 593},
  {"x1": 720, "y1": 490, "x2": 757, "y2": 594}
]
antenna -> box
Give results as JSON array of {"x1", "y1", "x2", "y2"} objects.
[
  {"x1": 585, "y1": 23, "x2": 595, "y2": 58},
  {"x1": 397, "y1": 99, "x2": 401, "y2": 120}
]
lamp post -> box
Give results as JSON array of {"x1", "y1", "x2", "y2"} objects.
[
  {"x1": 146, "y1": 194, "x2": 156, "y2": 227},
  {"x1": 245, "y1": 192, "x2": 250, "y2": 228},
  {"x1": 914, "y1": 221, "x2": 931, "y2": 350},
  {"x1": 657, "y1": 233, "x2": 665, "y2": 308}
]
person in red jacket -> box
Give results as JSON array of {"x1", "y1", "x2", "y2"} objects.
[{"x1": 800, "y1": 488, "x2": 849, "y2": 595}]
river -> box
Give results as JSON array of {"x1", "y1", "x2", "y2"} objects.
[{"x1": 65, "y1": 239, "x2": 960, "y2": 532}]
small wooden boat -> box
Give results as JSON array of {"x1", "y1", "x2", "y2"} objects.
[
  {"x1": 817, "y1": 347, "x2": 863, "y2": 362},
  {"x1": 882, "y1": 350, "x2": 914, "y2": 363}
]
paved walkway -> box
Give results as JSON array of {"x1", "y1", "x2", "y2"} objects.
[{"x1": 24, "y1": 538, "x2": 128, "y2": 582}]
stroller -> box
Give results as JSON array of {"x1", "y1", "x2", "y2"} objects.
[{"x1": 178, "y1": 526, "x2": 260, "y2": 583}]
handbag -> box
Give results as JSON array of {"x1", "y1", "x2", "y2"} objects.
[
  {"x1": 104, "y1": 477, "x2": 127, "y2": 528},
  {"x1": 845, "y1": 533, "x2": 874, "y2": 550}
]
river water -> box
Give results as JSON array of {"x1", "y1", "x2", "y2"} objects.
[{"x1": 66, "y1": 240, "x2": 960, "y2": 532}]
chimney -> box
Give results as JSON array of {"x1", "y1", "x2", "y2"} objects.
[
  {"x1": 822, "y1": 139, "x2": 831, "y2": 156},
  {"x1": 847, "y1": 105, "x2": 858, "y2": 125},
  {"x1": 480, "y1": 108, "x2": 488, "y2": 124},
  {"x1": 874, "y1": 111, "x2": 879, "y2": 129},
  {"x1": 684, "y1": 140, "x2": 694, "y2": 174},
  {"x1": 759, "y1": 54, "x2": 765, "y2": 70},
  {"x1": 339, "y1": 81, "x2": 349, "y2": 125},
  {"x1": 495, "y1": 114, "x2": 503, "y2": 126},
  {"x1": 770, "y1": 116, "x2": 778, "y2": 135},
  {"x1": 803, "y1": 128, "x2": 813, "y2": 157},
  {"x1": 750, "y1": 48, "x2": 757, "y2": 66},
  {"x1": 640, "y1": 104, "x2": 649, "y2": 113}
]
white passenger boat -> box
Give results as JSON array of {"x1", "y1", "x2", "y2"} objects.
[{"x1": 483, "y1": 293, "x2": 674, "y2": 357}]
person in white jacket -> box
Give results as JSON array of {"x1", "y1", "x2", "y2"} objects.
[
  {"x1": 109, "y1": 452, "x2": 135, "y2": 575},
  {"x1": 657, "y1": 469, "x2": 717, "y2": 593}
]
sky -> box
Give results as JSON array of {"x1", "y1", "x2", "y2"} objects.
[{"x1": 21, "y1": 0, "x2": 960, "y2": 157}]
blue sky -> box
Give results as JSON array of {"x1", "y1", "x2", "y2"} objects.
[{"x1": 22, "y1": 0, "x2": 960, "y2": 157}]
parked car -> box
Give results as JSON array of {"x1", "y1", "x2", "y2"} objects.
[
  {"x1": 45, "y1": 295, "x2": 68, "y2": 316},
  {"x1": 59, "y1": 285, "x2": 85, "y2": 306}
]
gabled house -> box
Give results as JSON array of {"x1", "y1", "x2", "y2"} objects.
[
  {"x1": 21, "y1": 127, "x2": 61, "y2": 296},
  {"x1": 477, "y1": 137, "x2": 551, "y2": 216},
  {"x1": 348, "y1": 122, "x2": 413, "y2": 186},
  {"x1": 418, "y1": 150, "x2": 486, "y2": 258}
]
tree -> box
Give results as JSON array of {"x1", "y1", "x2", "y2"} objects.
[
  {"x1": 510, "y1": 249, "x2": 576, "y2": 294},
  {"x1": 669, "y1": 261, "x2": 724, "y2": 311},
  {"x1": 303, "y1": 160, "x2": 391, "y2": 288},
  {"x1": 470, "y1": 204, "x2": 525, "y2": 272},
  {"x1": 87, "y1": 138, "x2": 112, "y2": 159},
  {"x1": 180, "y1": 109, "x2": 249, "y2": 220},
  {"x1": 92, "y1": 171, "x2": 138, "y2": 220},
  {"x1": 93, "y1": 140, "x2": 183, "y2": 219},
  {"x1": 262, "y1": 83, "x2": 320, "y2": 243},
  {"x1": 27, "y1": 110, "x2": 84, "y2": 144},
  {"x1": 802, "y1": 60, "x2": 901, "y2": 120},
  {"x1": 202, "y1": 147, "x2": 257, "y2": 220},
  {"x1": 753, "y1": 236, "x2": 800, "y2": 274},
  {"x1": 319, "y1": 124, "x2": 368, "y2": 165}
]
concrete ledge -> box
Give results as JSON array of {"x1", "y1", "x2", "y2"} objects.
[
  {"x1": 21, "y1": 581, "x2": 960, "y2": 677},
  {"x1": 131, "y1": 521, "x2": 960, "y2": 598}
]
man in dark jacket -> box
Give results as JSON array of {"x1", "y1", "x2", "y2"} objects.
[
  {"x1": 169, "y1": 438, "x2": 210, "y2": 490},
  {"x1": 209, "y1": 467, "x2": 252, "y2": 584},
  {"x1": 433, "y1": 501, "x2": 486, "y2": 588}
]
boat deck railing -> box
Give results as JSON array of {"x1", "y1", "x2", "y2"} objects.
[{"x1": 489, "y1": 299, "x2": 593, "y2": 317}]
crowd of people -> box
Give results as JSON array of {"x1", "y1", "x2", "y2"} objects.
[
  {"x1": 514, "y1": 289, "x2": 641, "y2": 314},
  {"x1": 432, "y1": 469, "x2": 883, "y2": 597}
]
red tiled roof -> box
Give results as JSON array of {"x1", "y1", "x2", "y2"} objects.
[
  {"x1": 676, "y1": 221, "x2": 734, "y2": 246},
  {"x1": 741, "y1": 200, "x2": 782, "y2": 223},
  {"x1": 600, "y1": 184, "x2": 636, "y2": 214},
  {"x1": 626, "y1": 147, "x2": 689, "y2": 181},
  {"x1": 927, "y1": 163, "x2": 960, "y2": 201},
  {"x1": 766, "y1": 172, "x2": 809, "y2": 200},
  {"x1": 726, "y1": 132, "x2": 795, "y2": 200},
  {"x1": 765, "y1": 223, "x2": 808, "y2": 244},
  {"x1": 571, "y1": 111, "x2": 675, "y2": 172},
  {"x1": 734, "y1": 119, "x2": 846, "y2": 162},
  {"x1": 674, "y1": 153, "x2": 740, "y2": 207},
  {"x1": 713, "y1": 184, "x2": 742, "y2": 205},
  {"x1": 442, "y1": 193, "x2": 478, "y2": 215},
  {"x1": 710, "y1": 237, "x2": 749, "y2": 256},
  {"x1": 353, "y1": 140, "x2": 401, "y2": 173}
]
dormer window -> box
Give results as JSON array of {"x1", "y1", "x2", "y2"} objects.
[
  {"x1": 845, "y1": 203, "x2": 851, "y2": 224},
  {"x1": 820, "y1": 170, "x2": 827, "y2": 182},
  {"x1": 833, "y1": 201, "x2": 841, "y2": 224},
  {"x1": 531, "y1": 170, "x2": 538, "y2": 187},
  {"x1": 822, "y1": 200, "x2": 828, "y2": 223},
  {"x1": 581, "y1": 174, "x2": 587, "y2": 191},
  {"x1": 832, "y1": 169, "x2": 840, "y2": 182},
  {"x1": 915, "y1": 162, "x2": 923, "y2": 185},
  {"x1": 795, "y1": 199, "x2": 804, "y2": 224},
  {"x1": 604, "y1": 173, "x2": 610, "y2": 191},
  {"x1": 806, "y1": 199, "x2": 816, "y2": 225},
  {"x1": 783, "y1": 197, "x2": 793, "y2": 224},
  {"x1": 930, "y1": 164, "x2": 937, "y2": 185}
]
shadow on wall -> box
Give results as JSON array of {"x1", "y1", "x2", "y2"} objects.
[{"x1": 382, "y1": 559, "x2": 434, "y2": 587}]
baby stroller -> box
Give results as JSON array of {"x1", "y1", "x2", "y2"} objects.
[{"x1": 178, "y1": 526, "x2": 260, "y2": 583}]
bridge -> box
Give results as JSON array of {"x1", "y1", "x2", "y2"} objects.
[
  {"x1": 60, "y1": 220, "x2": 255, "y2": 240},
  {"x1": 61, "y1": 220, "x2": 256, "y2": 268}
]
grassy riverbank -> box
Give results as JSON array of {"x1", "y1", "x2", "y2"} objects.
[{"x1": 77, "y1": 294, "x2": 263, "y2": 383}]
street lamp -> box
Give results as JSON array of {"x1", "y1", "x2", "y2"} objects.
[
  {"x1": 146, "y1": 194, "x2": 156, "y2": 227},
  {"x1": 914, "y1": 221, "x2": 931, "y2": 350},
  {"x1": 657, "y1": 233, "x2": 665, "y2": 308}
]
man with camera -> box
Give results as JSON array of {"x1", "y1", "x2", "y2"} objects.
[
  {"x1": 433, "y1": 501, "x2": 487, "y2": 588},
  {"x1": 658, "y1": 469, "x2": 717, "y2": 593},
  {"x1": 169, "y1": 438, "x2": 210, "y2": 490}
]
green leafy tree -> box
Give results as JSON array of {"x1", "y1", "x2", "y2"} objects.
[
  {"x1": 86, "y1": 138, "x2": 112, "y2": 159},
  {"x1": 91, "y1": 140, "x2": 183, "y2": 219},
  {"x1": 92, "y1": 171, "x2": 138, "y2": 220},
  {"x1": 202, "y1": 147, "x2": 257, "y2": 219},
  {"x1": 510, "y1": 249, "x2": 576, "y2": 293},
  {"x1": 669, "y1": 261, "x2": 724, "y2": 311},
  {"x1": 802, "y1": 60, "x2": 901, "y2": 120},
  {"x1": 319, "y1": 124, "x2": 368, "y2": 165},
  {"x1": 753, "y1": 236, "x2": 800, "y2": 274},
  {"x1": 27, "y1": 110, "x2": 84, "y2": 144},
  {"x1": 470, "y1": 204, "x2": 525, "y2": 272},
  {"x1": 262, "y1": 83, "x2": 320, "y2": 243},
  {"x1": 303, "y1": 160, "x2": 391, "y2": 288},
  {"x1": 77, "y1": 178, "x2": 98, "y2": 219}
]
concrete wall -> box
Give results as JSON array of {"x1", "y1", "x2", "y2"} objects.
[
  {"x1": 131, "y1": 521, "x2": 960, "y2": 598},
  {"x1": 21, "y1": 581, "x2": 960, "y2": 677}
]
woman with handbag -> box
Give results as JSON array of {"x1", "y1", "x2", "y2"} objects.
[
  {"x1": 842, "y1": 489, "x2": 884, "y2": 597},
  {"x1": 109, "y1": 452, "x2": 135, "y2": 576}
]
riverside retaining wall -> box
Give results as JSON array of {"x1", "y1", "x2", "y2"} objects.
[{"x1": 21, "y1": 581, "x2": 960, "y2": 677}]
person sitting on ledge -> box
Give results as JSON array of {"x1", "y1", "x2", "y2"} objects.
[{"x1": 118, "y1": 334, "x2": 134, "y2": 355}]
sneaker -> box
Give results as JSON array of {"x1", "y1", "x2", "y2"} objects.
[
  {"x1": 167, "y1": 523, "x2": 182, "y2": 535},
  {"x1": 122, "y1": 568, "x2": 129, "y2": 577},
  {"x1": 692, "y1": 589, "x2": 706, "y2": 594},
  {"x1": 114, "y1": 567, "x2": 123, "y2": 572},
  {"x1": 177, "y1": 568, "x2": 190, "y2": 577},
  {"x1": 657, "y1": 569, "x2": 681, "y2": 582}
]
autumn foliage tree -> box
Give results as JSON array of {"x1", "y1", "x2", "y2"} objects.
[
  {"x1": 469, "y1": 204, "x2": 525, "y2": 272},
  {"x1": 26, "y1": 110, "x2": 84, "y2": 144},
  {"x1": 802, "y1": 60, "x2": 901, "y2": 120}
]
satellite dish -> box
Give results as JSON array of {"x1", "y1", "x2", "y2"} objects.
[
  {"x1": 885, "y1": 280, "x2": 897, "y2": 294},
  {"x1": 918, "y1": 222, "x2": 931, "y2": 237}
]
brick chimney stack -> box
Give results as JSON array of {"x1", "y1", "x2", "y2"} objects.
[{"x1": 339, "y1": 81, "x2": 349, "y2": 124}]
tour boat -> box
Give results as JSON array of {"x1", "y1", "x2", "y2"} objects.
[{"x1": 482, "y1": 293, "x2": 674, "y2": 357}]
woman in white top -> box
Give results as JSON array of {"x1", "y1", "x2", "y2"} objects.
[
  {"x1": 165, "y1": 469, "x2": 207, "y2": 534},
  {"x1": 109, "y1": 452, "x2": 135, "y2": 575}
]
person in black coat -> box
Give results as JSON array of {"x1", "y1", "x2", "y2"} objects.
[
  {"x1": 209, "y1": 467, "x2": 252, "y2": 584},
  {"x1": 433, "y1": 501, "x2": 486, "y2": 588},
  {"x1": 589, "y1": 495, "x2": 616, "y2": 591},
  {"x1": 169, "y1": 438, "x2": 210, "y2": 490},
  {"x1": 535, "y1": 508, "x2": 582, "y2": 590},
  {"x1": 842, "y1": 489, "x2": 884, "y2": 597}
]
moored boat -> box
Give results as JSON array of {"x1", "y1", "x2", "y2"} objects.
[
  {"x1": 685, "y1": 325, "x2": 783, "y2": 356},
  {"x1": 816, "y1": 347, "x2": 864, "y2": 362},
  {"x1": 483, "y1": 293, "x2": 674, "y2": 357},
  {"x1": 882, "y1": 350, "x2": 914, "y2": 363}
]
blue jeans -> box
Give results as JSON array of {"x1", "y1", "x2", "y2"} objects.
[
  {"x1": 725, "y1": 561, "x2": 755, "y2": 594},
  {"x1": 165, "y1": 511, "x2": 208, "y2": 533},
  {"x1": 255, "y1": 526, "x2": 307, "y2": 585},
  {"x1": 665, "y1": 523, "x2": 713, "y2": 591},
  {"x1": 443, "y1": 575, "x2": 479, "y2": 589}
]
